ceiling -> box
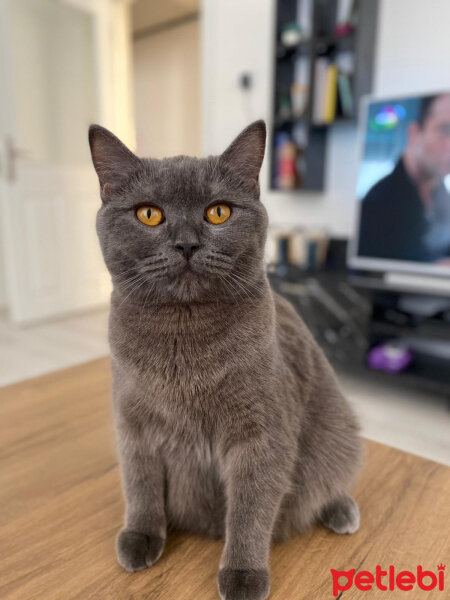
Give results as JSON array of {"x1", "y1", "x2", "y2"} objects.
[{"x1": 132, "y1": 0, "x2": 200, "y2": 35}]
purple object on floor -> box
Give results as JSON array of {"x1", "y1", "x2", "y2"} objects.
[{"x1": 367, "y1": 343, "x2": 413, "y2": 373}]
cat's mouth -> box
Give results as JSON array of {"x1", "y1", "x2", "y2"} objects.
[
  {"x1": 146, "y1": 258, "x2": 220, "y2": 300},
  {"x1": 179, "y1": 260, "x2": 202, "y2": 276},
  {"x1": 176, "y1": 260, "x2": 218, "y2": 291},
  {"x1": 166, "y1": 261, "x2": 199, "y2": 284}
]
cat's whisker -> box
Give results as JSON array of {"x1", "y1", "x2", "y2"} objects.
[
  {"x1": 119, "y1": 277, "x2": 146, "y2": 300},
  {"x1": 117, "y1": 275, "x2": 148, "y2": 306},
  {"x1": 145, "y1": 264, "x2": 170, "y2": 274},
  {"x1": 114, "y1": 271, "x2": 140, "y2": 285},
  {"x1": 229, "y1": 270, "x2": 263, "y2": 295},
  {"x1": 215, "y1": 272, "x2": 241, "y2": 302},
  {"x1": 113, "y1": 268, "x2": 136, "y2": 279},
  {"x1": 118, "y1": 272, "x2": 146, "y2": 291},
  {"x1": 202, "y1": 260, "x2": 260, "y2": 302},
  {"x1": 221, "y1": 266, "x2": 255, "y2": 287},
  {"x1": 208, "y1": 250, "x2": 233, "y2": 263},
  {"x1": 233, "y1": 263, "x2": 264, "y2": 278},
  {"x1": 225, "y1": 272, "x2": 259, "y2": 301},
  {"x1": 109, "y1": 261, "x2": 141, "y2": 277},
  {"x1": 112, "y1": 256, "x2": 168, "y2": 279},
  {"x1": 117, "y1": 264, "x2": 169, "y2": 291},
  {"x1": 221, "y1": 272, "x2": 251, "y2": 303},
  {"x1": 232, "y1": 266, "x2": 267, "y2": 289},
  {"x1": 141, "y1": 258, "x2": 169, "y2": 270}
]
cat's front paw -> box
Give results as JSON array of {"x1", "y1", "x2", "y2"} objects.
[
  {"x1": 217, "y1": 568, "x2": 270, "y2": 600},
  {"x1": 116, "y1": 529, "x2": 165, "y2": 572}
]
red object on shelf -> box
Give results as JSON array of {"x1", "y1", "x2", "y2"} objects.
[
  {"x1": 277, "y1": 140, "x2": 298, "y2": 189},
  {"x1": 333, "y1": 23, "x2": 353, "y2": 38}
]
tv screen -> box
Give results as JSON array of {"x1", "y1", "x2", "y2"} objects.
[{"x1": 349, "y1": 91, "x2": 450, "y2": 276}]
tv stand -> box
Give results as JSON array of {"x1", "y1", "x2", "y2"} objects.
[
  {"x1": 348, "y1": 271, "x2": 450, "y2": 297},
  {"x1": 269, "y1": 266, "x2": 450, "y2": 399}
]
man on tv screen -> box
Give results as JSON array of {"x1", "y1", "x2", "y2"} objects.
[{"x1": 358, "y1": 93, "x2": 450, "y2": 265}]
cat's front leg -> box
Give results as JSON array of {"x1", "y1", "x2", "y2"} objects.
[
  {"x1": 217, "y1": 437, "x2": 292, "y2": 600},
  {"x1": 115, "y1": 419, "x2": 166, "y2": 572}
]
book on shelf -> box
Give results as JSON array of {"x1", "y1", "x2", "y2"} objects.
[
  {"x1": 336, "y1": 0, "x2": 354, "y2": 26},
  {"x1": 337, "y1": 73, "x2": 354, "y2": 117},
  {"x1": 296, "y1": 0, "x2": 313, "y2": 38},
  {"x1": 312, "y1": 58, "x2": 328, "y2": 124},
  {"x1": 313, "y1": 60, "x2": 338, "y2": 124},
  {"x1": 291, "y1": 56, "x2": 309, "y2": 118},
  {"x1": 324, "y1": 64, "x2": 338, "y2": 123}
]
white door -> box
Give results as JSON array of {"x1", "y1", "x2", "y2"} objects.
[{"x1": 0, "y1": 0, "x2": 113, "y2": 324}]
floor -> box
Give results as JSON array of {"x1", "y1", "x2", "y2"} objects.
[
  {"x1": 0, "y1": 307, "x2": 110, "y2": 386},
  {"x1": 1, "y1": 307, "x2": 449, "y2": 466}
]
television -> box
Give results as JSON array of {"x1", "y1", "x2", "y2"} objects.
[{"x1": 348, "y1": 90, "x2": 450, "y2": 287}]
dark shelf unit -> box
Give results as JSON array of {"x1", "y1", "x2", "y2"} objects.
[{"x1": 270, "y1": 0, "x2": 378, "y2": 192}]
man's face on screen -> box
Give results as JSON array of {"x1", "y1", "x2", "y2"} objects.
[{"x1": 414, "y1": 94, "x2": 450, "y2": 179}]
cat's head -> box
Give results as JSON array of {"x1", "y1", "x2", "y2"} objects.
[{"x1": 88, "y1": 121, "x2": 268, "y2": 304}]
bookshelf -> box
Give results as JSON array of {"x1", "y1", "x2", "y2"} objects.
[{"x1": 270, "y1": 0, "x2": 378, "y2": 191}]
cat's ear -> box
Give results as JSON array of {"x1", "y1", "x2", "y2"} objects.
[
  {"x1": 220, "y1": 120, "x2": 266, "y2": 186},
  {"x1": 88, "y1": 124, "x2": 141, "y2": 195}
]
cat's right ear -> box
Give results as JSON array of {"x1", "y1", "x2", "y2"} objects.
[{"x1": 88, "y1": 125, "x2": 141, "y2": 196}]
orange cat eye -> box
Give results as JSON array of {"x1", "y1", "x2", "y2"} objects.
[
  {"x1": 136, "y1": 205, "x2": 164, "y2": 226},
  {"x1": 205, "y1": 204, "x2": 231, "y2": 225}
]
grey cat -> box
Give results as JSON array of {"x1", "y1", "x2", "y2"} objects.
[{"x1": 88, "y1": 120, "x2": 362, "y2": 600}]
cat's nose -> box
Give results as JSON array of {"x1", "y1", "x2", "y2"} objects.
[{"x1": 174, "y1": 242, "x2": 201, "y2": 261}]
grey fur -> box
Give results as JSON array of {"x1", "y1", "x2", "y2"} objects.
[{"x1": 88, "y1": 120, "x2": 362, "y2": 600}]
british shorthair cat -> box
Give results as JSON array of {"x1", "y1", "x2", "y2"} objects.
[{"x1": 88, "y1": 120, "x2": 361, "y2": 600}]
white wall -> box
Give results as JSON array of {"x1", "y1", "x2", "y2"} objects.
[
  {"x1": 0, "y1": 209, "x2": 6, "y2": 310},
  {"x1": 374, "y1": 0, "x2": 450, "y2": 96},
  {"x1": 133, "y1": 20, "x2": 201, "y2": 158},
  {"x1": 111, "y1": 0, "x2": 136, "y2": 151},
  {"x1": 202, "y1": 0, "x2": 450, "y2": 237}
]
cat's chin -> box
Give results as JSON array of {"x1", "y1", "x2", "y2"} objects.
[{"x1": 167, "y1": 267, "x2": 211, "y2": 302}]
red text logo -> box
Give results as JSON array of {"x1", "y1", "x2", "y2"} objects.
[{"x1": 331, "y1": 564, "x2": 445, "y2": 596}]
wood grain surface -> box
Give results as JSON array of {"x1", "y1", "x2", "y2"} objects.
[{"x1": 0, "y1": 357, "x2": 449, "y2": 599}]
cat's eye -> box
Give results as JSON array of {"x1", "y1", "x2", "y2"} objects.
[
  {"x1": 136, "y1": 205, "x2": 164, "y2": 226},
  {"x1": 205, "y1": 203, "x2": 231, "y2": 225}
]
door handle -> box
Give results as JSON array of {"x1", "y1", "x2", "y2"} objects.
[{"x1": 4, "y1": 137, "x2": 29, "y2": 183}]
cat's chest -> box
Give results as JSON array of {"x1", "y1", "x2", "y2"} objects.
[
  {"x1": 138, "y1": 331, "x2": 228, "y2": 391},
  {"x1": 111, "y1": 315, "x2": 243, "y2": 405},
  {"x1": 110, "y1": 300, "x2": 275, "y2": 424}
]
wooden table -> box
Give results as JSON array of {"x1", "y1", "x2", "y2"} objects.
[{"x1": 1, "y1": 357, "x2": 449, "y2": 599}]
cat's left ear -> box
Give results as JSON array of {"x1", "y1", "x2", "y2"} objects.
[
  {"x1": 220, "y1": 120, "x2": 266, "y2": 187},
  {"x1": 88, "y1": 124, "x2": 141, "y2": 196}
]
